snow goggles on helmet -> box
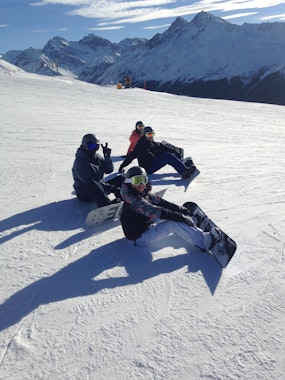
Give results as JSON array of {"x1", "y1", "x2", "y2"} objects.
[
  {"x1": 145, "y1": 132, "x2": 155, "y2": 137},
  {"x1": 86, "y1": 141, "x2": 100, "y2": 151},
  {"x1": 125, "y1": 174, "x2": 148, "y2": 185}
]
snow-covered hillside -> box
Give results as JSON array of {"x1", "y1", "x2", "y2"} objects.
[
  {"x1": 0, "y1": 61, "x2": 285, "y2": 379},
  {"x1": 2, "y1": 12, "x2": 285, "y2": 105},
  {"x1": 3, "y1": 35, "x2": 146, "y2": 80},
  {"x1": 97, "y1": 12, "x2": 285, "y2": 105},
  {"x1": 98, "y1": 12, "x2": 285, "y2": 84}
]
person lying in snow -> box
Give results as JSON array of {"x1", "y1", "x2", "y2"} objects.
[
  {"x1": 119, "y1": 126, "x2": 196, "y2": 179},
  {"x1": 120, "y1": 166, "x2": 221, "y2": 248},
  {"x1": 72, "y1": 133, "x2": 123, "y2": 207}
]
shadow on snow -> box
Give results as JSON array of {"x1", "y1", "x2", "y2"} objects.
[
  {"x1": 0, "y1": 198, "x2": 96, "y2": 245},
  {"x1": 0, "y1": 197, "x2": 222, "y2": 332},
  {"x1": 0, "y1": 237, "x2": 222, "y2": 331}
]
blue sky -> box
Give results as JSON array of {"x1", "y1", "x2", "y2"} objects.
[{"x1": 1, "y1": 0, "x2": 285, "y2": 53}]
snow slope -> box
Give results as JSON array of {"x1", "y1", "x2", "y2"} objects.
[{"x1": 0, "y1": 61, "x2": 285, "y2": 380}]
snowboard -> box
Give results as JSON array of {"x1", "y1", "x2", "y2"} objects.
[
  {"x1": 183, "y1": 202, "x2": 237, "y2": 268},
  {"x1": 86, "y1": 189, "x2": 167, "y2": 227}
]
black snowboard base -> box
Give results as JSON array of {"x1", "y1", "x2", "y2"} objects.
[{"x1": 183, "y1": 202, "x2": 237, "y2": 268}]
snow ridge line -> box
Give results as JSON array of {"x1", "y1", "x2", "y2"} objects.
[
  {"x1": 263, "y1": 224, "x2": 284, "y2": 263},
  {"x1": 0, "y1": 317, "x2": 26, "y2": 369}
]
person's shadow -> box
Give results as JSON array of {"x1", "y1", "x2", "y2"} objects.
[
  {"x1": 149, "y1": 172, "x2": 196, "y2": 192},
  {"x1": 0, "y1": 235, "x2": 222, "y2": 332},
  {"x1": 0, "y1": 198, "x2": 99, "y2": 248}
]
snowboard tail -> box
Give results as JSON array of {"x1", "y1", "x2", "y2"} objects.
[{"x1": 183, "y1": 202, "x2": 237, "y2": 268}]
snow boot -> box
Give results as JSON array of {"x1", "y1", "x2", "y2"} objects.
[{"x1": 181, "y1": 165, "x2": 196, "y2": 179}]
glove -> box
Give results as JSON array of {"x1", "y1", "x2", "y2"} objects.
[
  {"x1": 160, "y1": 209, "x2": 194, "y2": 227},
  {"x1": 179, "y1": 206, "x2": 191, "y2": 216},
  {"x1": 110, "y1": 185, "x2": 121, "y2": 199},
  {"x1": 101, "y1": 143, "x2": 111, "y2": 157},
  {"x1": 181, "y1": 215, "x2": 195, "y2": 227},
  {"x1": 146, "y1": 183, "x2": 152, "y2": 193}
]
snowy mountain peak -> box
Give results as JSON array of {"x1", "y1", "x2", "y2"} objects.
[
  {"x1": 43, "y1": 36, "x2": 69, "y2": 53},
  {"x1": 79, "y1": 34, "x2": 113, "y2": 49},
  {"x1": 191, "y1": 11, "x2": 229, "y2": 28},
  {"x1": 168, "y1": 16, "x2": 188, "y2": 31}
]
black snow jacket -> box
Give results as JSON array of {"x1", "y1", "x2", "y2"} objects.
[
  {"x1": 119, "y1": 136, "x2": 174, "y2": 172},
  {"x1": 120, "y1": 183, "x2": 182, "y2": 241},
  {"x1": 72, "y1": 146, "x2": 113, "y2": 194}
]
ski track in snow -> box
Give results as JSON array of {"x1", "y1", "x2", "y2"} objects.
[{"x1": 0, "y1": 66, "x2": 285, "y2": 379}]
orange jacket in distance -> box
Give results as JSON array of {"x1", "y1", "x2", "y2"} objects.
[{"x1": 127, "y1": 130, "x2": 141, "y2": 154}]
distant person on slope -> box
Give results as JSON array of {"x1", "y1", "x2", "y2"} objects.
[
  {"x1": 126, "y1": 120, "x2": 145, "y2": 155},
  {"x1": 124, "y1": 76, "x2": 132, "y2": 88},
  {"x1": 119, "y1": 126, "x2": 196, "y2": 179},
  {"x1": 120, "y1": 166, "x2": 221, "y2": 247},
  {"x1": 72, "y1": 134, "x2": 123, "y2": 207}
]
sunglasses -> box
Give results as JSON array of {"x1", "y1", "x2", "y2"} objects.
[
  {"x1": 86, "y1": 142, "x2": 100, "y2": 151},
  {"x1": 125, "y1": 174, "x2": 148, "y2": 185},
  {"x1": 136, "y1": 124, "x2": 144, "y2": 128},
  {"x1": 145, "y1": 132, "x2": 155, "y2": 137}
]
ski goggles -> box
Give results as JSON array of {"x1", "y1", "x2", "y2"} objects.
[
  {"x1": 145, "y1": 132, "x2": 155, "y2": 137},
  {"x1": 86, "y1": 142, "x2": 100, "y2": 151},
  {"x1": 125, "y1": 174, "x2": 148, "y2": 185}
]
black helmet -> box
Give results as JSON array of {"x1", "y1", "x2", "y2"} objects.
[
  {"x1": 81, "y1": 133, "x2": 100, "y2": 146},
  {"x1": 143, "y1": 126, "x2": 154, "y2": 135},
  {"x1": 135, "y1": 121, "x2": 144, "y2": 127},
  {"x1": 125, "y1": 166, "x2": 146, "y2": 179}
]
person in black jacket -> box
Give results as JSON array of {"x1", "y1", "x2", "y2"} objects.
[
  {"x1": 72, "y1": 133, "x2": 123, "y2": 207},
  {"x1": 120, "y1": 166, "x2": 221, "y2": 248},
  {"x1": 118, "y1": 126, "x2": 196, "y2": 179}
]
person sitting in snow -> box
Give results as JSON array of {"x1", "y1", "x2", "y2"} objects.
[
  {"x1": 126, "y1": 120, "x2": 145, "y2": 155},
  {"x1": 119, "y1": 126, "x2": 196, "y2": 179},
  {"x1": 120, "y1": 166, "x2": 221, "y2": 248},
  {"x1": 124, "y1": 76, "x2": 132, "y2": 88},
  {"x1": 72, "y1": 133, "x2": 123, "y2": 207}
]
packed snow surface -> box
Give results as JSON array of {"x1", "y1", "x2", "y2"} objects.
[{"x1": 0, "y1": 61, "x2": 284, "y2": 379}]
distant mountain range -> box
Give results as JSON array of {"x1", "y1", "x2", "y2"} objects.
[{"x1": 3, "y1": 11, "x2": 285, "y2": 105}]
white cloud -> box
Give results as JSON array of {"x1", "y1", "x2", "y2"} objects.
[
  {"x1": 33, "y1": 29, "x2": 49, "y2": 33},
  {"x1": 30, "y1": 0, "x2": 285, "y2": 25},
  {"x1": 260, "y1": 12, "x2": 285, "y2": 20},
  {"x1": 212, "y1": 0, "x2": 285, "y2": 12},
  {"x1": 223, "y1": 12, "x2": 258, "y2": 20},
  {"x1": 143, "y1": 23, "x2": 171, "y2": 29},
  {"x1": 0, "y1": 24, "x2": 10, "y2": 28},
  {"x1": 32, "y1": 27, "x2": 68, "y2": 33},
  {"x1": 31, "y1": 0, "x2": 87, "y2": 5},
  {"x1": 88, "y1": 26, "x2": 125, "y2": 30}
]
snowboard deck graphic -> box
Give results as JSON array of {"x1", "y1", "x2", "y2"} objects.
[
  {"x1": 86, "y1": 189, "x2": 167, "y2": 227},
  {"x1": 183, "y1": 202, "x2": 237, "y2": 268}
]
